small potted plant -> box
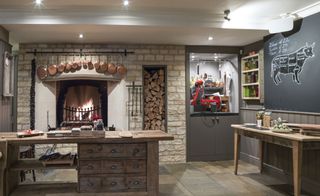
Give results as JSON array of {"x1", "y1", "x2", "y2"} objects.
[{"x1": 256, "y1": 111, "x2": 264, "y2": 128}]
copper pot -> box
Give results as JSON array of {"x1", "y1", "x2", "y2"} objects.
[
  {"x1": 88, "y1": 61, "x2": 94, "y2": 70},
  {"x1": 107, "y1": 63, "x2": 117, "y2": 74},
  {"x1": 37, "y1": 65, "x2": 47, "y2": 80},
  {"x1": 117, "y1": 64, "x2": 127, "y2": 75},
  {"x1": 48, "y1": 64, "x2": 58, "y2": 76},
  {"x1": 57, "y1": 62, "x2": 66, "y2": 73},
  {"x1": 100, "y1": 62, "x2": 108, "y2": 72}
]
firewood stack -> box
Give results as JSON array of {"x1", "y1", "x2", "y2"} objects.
[{"x1": 143, "y1": 69, "x2": 166, "y2": 131}]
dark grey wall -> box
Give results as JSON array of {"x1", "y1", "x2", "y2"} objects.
[{"x1": 264, "y1": 12, "x2": 320, "y2": 113}]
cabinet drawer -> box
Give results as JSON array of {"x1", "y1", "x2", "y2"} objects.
[
  {"x1": 79, "y1": 160, "x2": 102, "y2": 175},
  {"x1": 126, "y1": 160, "x2": 146, "y2": 173},
  {"x1": 102, "y1": 160, "x2": 125, "y2": 173},
  {"x1": 79, "y1": 144, "x2": 126, "y2": 158},
  {"x1": 79, "y1": 177, "x2": 101, "y2": 192},
  {"x1": 126, "y1": 143, "x2": 146, "y2": 157},
  {"x1": 127, "y1": 176, "x2": 147, "y2": 190},
  {"x1": 102, "y1": 177, "x2": 126, "y2": 192}
]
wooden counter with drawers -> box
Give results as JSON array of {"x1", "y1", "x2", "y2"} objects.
[{"x1": 0, "y1": 130, "x2": 173, "y2": 196}]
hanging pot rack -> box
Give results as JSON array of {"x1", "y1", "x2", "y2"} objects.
[{"x1": 26, "y1": 49, "x2": 134, "y2": 57}]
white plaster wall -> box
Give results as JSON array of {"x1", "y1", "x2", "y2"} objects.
[
  {"x1": 107, "y1": 80, "x2": 128, "y2": 131},
  {"x1": 190, "y1": 61, "x2": 220, "y2": 81},
  {"x1": 220, "y1": 56, "x2": 239, "y2": 113},
  {"x1": 35, "y1": 80, "x2": 56, "y2": 131}
]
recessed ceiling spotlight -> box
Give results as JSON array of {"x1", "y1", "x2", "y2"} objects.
[
  {"x1": 208, "y1": 36, "x2": 213, "y2": 41},
  {"x1": 123, "y1": 0, "x2": 129, "y2": 6},
  {"x1": 191, "y1": 55, "x2": 195, "y2": 58},
  {"x1": 79, "y1": 33, "x2": 84, "y2": 39},
  {"x1": 35, "y1": 0, "x2": 43, "y2": 5}
]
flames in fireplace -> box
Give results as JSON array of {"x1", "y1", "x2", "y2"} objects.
[
  {"x1": 63, "y1": 85, "x2": 101, "y2": 122},
  {"x1": 75, "y1": 98, "x2": 94, "y2": 121}
]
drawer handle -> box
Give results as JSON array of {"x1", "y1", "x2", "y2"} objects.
[
  {"x1": 111, "y1": 149, "x2": 117, "y2": 153},
  {"x1": 133, "y1": 181, "x2": 140, "y2": 185},
  {"x1": 87, "y1": 181, "x2": 94, "y2": 187},
  {"x1": 110, "y1": 181, "x2": 117, "y2": 186},
  {"x1": 133, "y1": 149, "x2": 140, "y2": 155},
  {"x1": 87, "y1": 165, "x2": 94, "y2": 170},
  {"x1": 97, "y1": 145, "x2": 103, "y2": 151},
  {"x1": 111, "y1": 165, "x2": 117, "y2": 170}
]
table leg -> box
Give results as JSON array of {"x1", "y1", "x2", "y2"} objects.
[
  {"x1": 259, "y1": 140, "x2": 264, "y2": 173},
  {"x1": 292, "y1": 141, "x2": 302, "y2": 196},
  {"x1": 234, "y1": 131, "x2": 240, "y2": 175}
]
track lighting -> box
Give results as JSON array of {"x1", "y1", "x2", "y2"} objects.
[{"x1": 224, "y1": 9, "x2": 231, "y2": 21}]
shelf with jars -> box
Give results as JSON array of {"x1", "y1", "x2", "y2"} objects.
[{"x1": 241, "y1": 52, "x2": 263, "y2": 100}]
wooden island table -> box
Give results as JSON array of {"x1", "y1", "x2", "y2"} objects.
[
  {"x1": 0, "y1": 130, "x2": 173, "y2": 196},
  {"x1": 232, "y1": 124, "x2": 320, "y2": 196}
]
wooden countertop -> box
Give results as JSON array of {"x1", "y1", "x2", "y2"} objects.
[
  {"x1": 232, "y1": 124, "x2": 320, "y2": 142},
  {"x1": 0, "y1": 130, "x2": 174, "y2": 145}
]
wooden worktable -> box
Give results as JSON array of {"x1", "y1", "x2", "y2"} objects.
[
  {"x1": 232, "y1": 124, "x2": 320, "y2": 196},
  {"x1": 0, "y1": 130, "x2": 174, "y2": 196}
]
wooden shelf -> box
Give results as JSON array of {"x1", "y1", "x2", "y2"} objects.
[
  {"x1": 241, "y1": 50, "x2": 263, "y2": 101},
  {"x1": 242, "y1": 97, "x2": 260, "y2": 100},
  {"x1": 242, "y1": 68, "x2": 259, "y2": 73},
  {"x1": 241, "y1": 53, "x2": 259, "y2": 60},
  {"x1": 242, "y1": 82, "x2": 259, "y2": 86},
  {"x1": 10, "y1": 159, "x2": 77, "y2": 171}
]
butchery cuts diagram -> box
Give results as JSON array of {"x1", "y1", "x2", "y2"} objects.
[{"x1": 269, "y1": 39, "x2": 315, "y2": 85}]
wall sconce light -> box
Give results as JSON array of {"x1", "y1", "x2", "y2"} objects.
[{"x1": 224, "y1": 9, "x2": 231, "y2": 21}]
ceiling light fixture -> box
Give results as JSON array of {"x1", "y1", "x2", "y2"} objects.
[
  {"x1": 79, "y1": 33, "x2": 84, "y2": 39},
  {"x1": 123, "y1": 0, "x2": 129, "y2": 6},
  {"x1": 35, "y1": 0, "x2": 43, "y2": 5},
  {"x1": 224, "y1": 9, "x2": 231, "y2": 21},
  {"x1": 208, "y1": 36, "x2": 213, "y2": 41}
]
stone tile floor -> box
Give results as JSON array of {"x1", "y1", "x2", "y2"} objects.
[{"x1": 13, "y1": 160, "x2": 314, "y2": 196}]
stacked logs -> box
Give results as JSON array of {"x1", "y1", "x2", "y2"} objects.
[
  {"x1": 143, "y1": 69, "x2": 165, "y2": 131},
  {"x1": 36, "y1": 59, "x2": 127, "y2": 80}
]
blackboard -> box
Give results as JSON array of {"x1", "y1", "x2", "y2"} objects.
[{"x1": 264, "y1": 12, "x2": 320, "y2": 113}]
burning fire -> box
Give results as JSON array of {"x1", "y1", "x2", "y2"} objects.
[{"x1": 75, "y1": 98, "x2": 94, "y2": 120}]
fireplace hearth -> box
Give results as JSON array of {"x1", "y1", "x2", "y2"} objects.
[{"x1": 56, "y1": 80, "x2": 108, "y2": 128}]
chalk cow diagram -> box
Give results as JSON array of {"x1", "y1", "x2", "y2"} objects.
[{"x1": 271, "y1": 43, "x2": 315, "y2": 85}]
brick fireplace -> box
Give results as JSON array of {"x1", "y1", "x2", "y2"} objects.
[{"x1": 17, "y1": 43, "x2": 186, "y2": 163}]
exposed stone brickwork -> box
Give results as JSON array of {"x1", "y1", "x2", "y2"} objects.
[{"x1": 17, "y1": 43, "x2": 186, "y2": 163}]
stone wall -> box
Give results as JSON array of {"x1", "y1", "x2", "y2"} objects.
[{"x1": 17, "y1": 43, "x2": 186, "y2": 163}]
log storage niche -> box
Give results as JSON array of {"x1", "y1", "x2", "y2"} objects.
[{"x1": 143, "y1": 66, "x2": 167, "y2": 132}]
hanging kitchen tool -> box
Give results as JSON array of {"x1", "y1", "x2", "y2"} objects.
[
  {"x1": 117, "y1": 55, "x2": 127, "y2": 76},
  {"x1": 82, "y1": 53, "x2": 88, "y2": 69},
  {"x1": 36, "y1": 53, "x2": 47, "y2": 80},
  {"x1": 131, "y1": 81, "x2": 135, "y2": 116},
  {"x1": 76, "y1": 53, "x2": 82, "y2": 71},
  {"x1": 94, "y1": 55, "x2": 101, "y2": 72},
  {"x1": 64, "y1": 55, "x2": 72, "y2": 73},
  {"x1": 107, "y1": 55, "x2": 117, "y2": 74},
  {"x1": 58, "y1": 55, "x2": 66, "y2": 73},
  {"x1": 48, "y1": 56, "x2": 58, "y2": 76},
  {"x1": 100, "y1": 55, "x2": 108, "y2": 72},
  {"x1": 88, "y1": 55, "x2": 94, "y2": 70}
]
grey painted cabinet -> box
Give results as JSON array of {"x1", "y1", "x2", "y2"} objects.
[{"x1": 187, "y1": 115, "x2": 240, "y2": 161}]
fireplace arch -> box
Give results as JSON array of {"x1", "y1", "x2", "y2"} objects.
[{"x1": 56, "y1": 80, "x2": 108, "y2": 128}]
